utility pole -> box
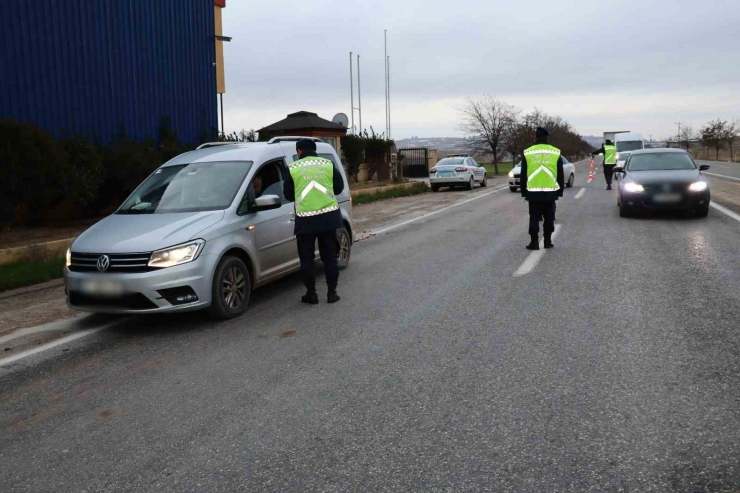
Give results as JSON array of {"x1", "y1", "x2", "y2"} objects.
[
  {"x1": 387, "y1": 55, "x2": 391, "y2": 140},
  {"x1": 675, "y1": 121, "x2": 683, "y2": 139},
  {"x1": 357, "y1": 54, "x2": 362, "y2": 135},
  {"x1": 384, "y1": 30, "x2": 389, "y2": 138},
  {"x1": 349, "y1": 52, "x2": 354, "y2": 133}
]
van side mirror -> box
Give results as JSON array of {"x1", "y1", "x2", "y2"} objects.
[
  {"x1": 699, "y1": 164, "x2": 710, "y2": 171},
  {"x1": 254, "y1": 194, "x2": 281, "y2": 211}
]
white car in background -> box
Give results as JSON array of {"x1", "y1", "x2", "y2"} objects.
[
  {"x1": 508, "y1": 156, "x2": 576, "y2": 192},
  {"x1": 429, "y1": 156, "x2": 487, "y2": 192}
]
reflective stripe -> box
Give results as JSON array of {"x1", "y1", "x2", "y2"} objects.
[
  {"x1": 296, "y1": 180, "x2": 331, "y2": 212},
  {"x1": 524, "y1": 149, "x2": 560, "y2": 156},
  {"x1": 296, "y1": 205, "x2": 340, "y2": 217},
  {"x1": 527, "y1": 166, "x2": 560, "y2": 191}
]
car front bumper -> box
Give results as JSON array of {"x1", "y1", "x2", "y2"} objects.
[
  {"x1": 64, "y1": 253, "x2": 220, "y2": 314},
  {"x1": 509, "y1": 176, "x2": 521, "y2": 187},
  {"x1": 620, "y1": 190, "x2": 710, "y2": 211}
]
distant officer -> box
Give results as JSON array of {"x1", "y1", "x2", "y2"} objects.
[
  {"x1": 283, "y1": 139, "x2": 345, "y2": 304},
  {"x1": 592, "y1": 139, "x2": 617, "y2": 190},
  {"x1": 520, "y1": 127, "x2": 564, "y2": 250}
]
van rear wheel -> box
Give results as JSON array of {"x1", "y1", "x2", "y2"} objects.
[
  {"x1": 209, "y1": 256, "x2": 251, "y2": 319},
  {"x1": 336, "y1": 227, "x2": 351, "y2": 270}
]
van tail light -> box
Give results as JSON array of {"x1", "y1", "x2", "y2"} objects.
[
  {"x1": 429, "y1": 168, "x2": 437, "y2": 173},
  {"x1": 455, "y1": 167, "x2": 468, "y2": 172}
]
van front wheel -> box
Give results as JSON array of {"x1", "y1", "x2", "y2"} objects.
[
  {"x1": 336, "y1": 227, "x2": 351, "y2": 270},
  {"x1": 209, "y1": 256, "x2": 251, "y2": 319}
]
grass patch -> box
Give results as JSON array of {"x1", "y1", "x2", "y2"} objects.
[
  {"x1": 353, "y1": 182, "x2": 430, "y2": 205},
  {"x1": 483, "y1": 162, "x2": 515, "y2": 176},
  {"x1": 0, "y1": 256, "x2": 65, "y2": 292}
]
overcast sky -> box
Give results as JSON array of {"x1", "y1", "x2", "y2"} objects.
[{"x1": 221, "y1": 0, "x2": 740, "y2": 140}]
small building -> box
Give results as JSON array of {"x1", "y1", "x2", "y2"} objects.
[{"x1": 258, "y1": 111, "x2": 347, "y2": 152}]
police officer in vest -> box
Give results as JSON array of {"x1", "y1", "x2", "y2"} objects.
[
  {"x1": 283, "y1": 139, "x2": 345, "y2": 304},
  {"x1": 592, "y1": 139, "x2": 617, "y2": 190},
  {"x1": 520, "y1": 127, "x2": 564, "y2": 250}
]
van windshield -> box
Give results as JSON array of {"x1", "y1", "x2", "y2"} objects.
[
  {"x1": 616, "y1": 141, "x2": 643, "y2": 152},
  {"x1": 117, "y1": 161, "x2": 253, "y2": 214}
]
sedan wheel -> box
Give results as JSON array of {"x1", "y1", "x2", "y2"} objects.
[
  {"x1": 467, "y1": 177, "x2": 474, "y2": 191},
  {"x1": 209, "y1": 256, "x2": 251, "y2": 319},
  {"x1": 336, "y1": 227, "x2": 351, "y2": 270},
  {"x1": 567, "y1": 174, "x2": 574, "y2": 188},
  {"x1": 481, "y1": 174, "x2": 488, "y2": 187}
]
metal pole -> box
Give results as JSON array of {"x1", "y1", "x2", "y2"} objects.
[
  {"x1": 387, "y1": 55, "x2": 391, "y2": 140},
  {"x1": 357, "y1": 54, "x2": 362, "y2": 135},
  {"x1": 384, "y1": 30, "x2": 388, "y2": 137},
  {"x1": 349, "y1": 52, "x2": 354, "y2": 134},
  {"x1": 220, "y1": 93, "x2": 224, "y2": 137}
]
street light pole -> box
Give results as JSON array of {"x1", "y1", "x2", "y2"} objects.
[
  {"x1": 357, "y1": 54, "x2": 362, "y2": 135},
  {"x1": 349, "y1": 52, "x2": 354, "y2": 133}
]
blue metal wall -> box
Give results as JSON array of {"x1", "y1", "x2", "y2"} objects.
[{"x1": 0, "y1": 0, "x2": 217, "y2": 144}]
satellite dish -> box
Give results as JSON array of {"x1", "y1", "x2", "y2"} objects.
[{"x1": 332, "y1": 113, "x2": 349, "y2": 128}]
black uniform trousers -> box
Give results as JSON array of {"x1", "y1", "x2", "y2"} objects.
[
  {"x1": 528, "y1": 201, "x2": 555, "y2": 236},
  {"x1": 603, "y1": 164, "x2": 616, "y2": 186},
  {"x1": 296, "y1": 231, "x2": 338, "y2": 291}
]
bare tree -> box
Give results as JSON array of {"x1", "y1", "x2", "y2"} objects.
[
  {"x1": 460, "y1": 96, "x2": 519, "y2": 175},
  {"x1": 724, "y1": 119, "x2": 738, "y2": 161},
  {"x1": 700, "y1": 119, "x2": 726, "y2": 160},
  {"x1": 677, "y1": 125, "x2": 697, "y2": 151}
]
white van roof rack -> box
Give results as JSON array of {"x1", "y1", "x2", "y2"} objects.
[
  {"x1": 267, "y1": 136, "x2": 325, "y2": 144},
  {"x1": 196, "y1": 142, "x2": 240, "y2": 150}
]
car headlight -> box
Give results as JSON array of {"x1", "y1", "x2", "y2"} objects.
[
  {"x1": 508, "y1": 171, "x2": 515, "y2": 178},
  {"x1": 688, "y1": 181, "x2": 707, "y2": 192},
  {"x1": 623, "y1": 183, "x2": 644, "y2": 193},
  {"x1": 148, "y1": 240, "x2": 205, "y2": 268},
  {"x1": 66, "y1": 248, "x2": 72, "y2": 267}
]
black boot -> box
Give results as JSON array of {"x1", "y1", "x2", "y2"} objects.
[
  {"x1": 544, "y1": 234, "x2": 554, "y2": 249},
  {"x1": 526, "y1": 235, "x2": 539, "y2": 251},
  {"x1": 327, "y1": 284, "x2": 340, "y2": 304},
  {"x1": 301, "y1": 286, "x2": 319, "y2": 305},
  {"x1": 606, "y1": 184, "x2": 612, "y2": 190}
]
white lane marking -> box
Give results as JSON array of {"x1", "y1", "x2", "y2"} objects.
[
  {"x1": 0, "y1": 317, "x2": 84, "y2": 345},
  {"x1": 703, "y1": 172, "x2": 740, "y2": 182},
  {"x1": 0, "y1": 326, "x2": 109, "y2": 367},
  {"x1": 574, "y1": 188, "x2": 586, "y2": 199},
  {"x1": 587, "y1": 177, "x2": 593, "y2": 183},
  {"x1": 710, "y1": 202, "x2": 740, "y2": 223},
  {"x1": 514, "y1": 224, "x2": 562, "y2": 277},
  {"x1": 368, "y1": 186, "x2": 508, "y2": 237}
]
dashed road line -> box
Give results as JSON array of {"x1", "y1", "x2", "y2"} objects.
[
  {"x1": 574, "y1": 188, "x2": 586, "y2": 199},
  {"x1": 514, "y1": 224, "x2": 562, "y2": 277}
]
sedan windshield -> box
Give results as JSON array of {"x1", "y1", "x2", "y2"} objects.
[
  {"x1": 437, "y1": 158, "x2": 465, "y2": 166},
  {"x1": 617, "y1": 152, "x2": 631, "y2": 161},
  {"x1": 627, "y1": 153, "x2": 696, "y2": 172},
  {"x1": 118, "y1": 161, "x2": 253, "y2": 214}
]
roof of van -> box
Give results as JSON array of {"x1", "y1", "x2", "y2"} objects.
[
  {"x1": 615, "y1": 132, "x2": 643, "y2": 141},
  {"x1": 161, "y1": 141, "x2": 338, "y2": 167}
]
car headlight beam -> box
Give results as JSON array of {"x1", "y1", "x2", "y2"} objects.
[
  {"x1": 623, "y1": 182, "x2": 644, "y2": 193},
  {"x1": 148, "y1": 240, "x2": 205, "y2": 268},
  {"x1": 688, "y1": 181, "x2": 708, "y2": 192},
  {"x1": 508, "y1": 171, "x2": 515, "y2": 178},
  {"x1": 66, "y1": 248, "x2": 72, "y2": 267}
]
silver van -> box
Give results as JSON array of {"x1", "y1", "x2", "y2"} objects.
[{"x1": 64, "y1": 139, "x2": 354, "y2": 319}]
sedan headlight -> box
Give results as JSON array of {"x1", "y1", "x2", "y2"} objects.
[
  {"x1": 508, "y1": 171, "x2": 515, "y2": 178},
  {"x1": 688, "y1": 181, "x2": 708, "y2": 192},
  {"x1": 148, "y1": 240, "x2": 205, "y2": 268},
  {"x1": 66, "y1": 248, "x2": 72, "y2": 267},
  {"x1": 623, "y1": 183, "x2": 644, "y2": 193}
]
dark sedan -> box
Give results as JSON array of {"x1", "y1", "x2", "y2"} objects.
[{"x1": 614, "y1": 148, "x2": 710, "y2": 218}]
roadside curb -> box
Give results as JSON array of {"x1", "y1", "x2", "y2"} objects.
[
  {"x1": 0, "y1": 278, "x2": 64, "y2": 301},
  {"x1": 350, "y1": 181, "x2": 424, "y2": 199}
]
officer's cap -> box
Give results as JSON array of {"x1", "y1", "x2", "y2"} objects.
[{"x1": 296, "y1": 139, "x2": 317, "y2": 152}]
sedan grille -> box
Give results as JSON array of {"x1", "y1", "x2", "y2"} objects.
[{"x1": 69, "y1": 252, "x2": 153, "y2": 273}]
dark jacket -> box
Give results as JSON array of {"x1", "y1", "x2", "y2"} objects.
[
  {"x1": 520, "y1": 139, "x2": 564, "y2": 202},
  {"x1": 283, "y1": 151, "x2": 346, "y2": 235}
]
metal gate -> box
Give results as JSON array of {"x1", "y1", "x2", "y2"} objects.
[{"x1": 398, "y1": 148, "x2": 429, "y2": 178}]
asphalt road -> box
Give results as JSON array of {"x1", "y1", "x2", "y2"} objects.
[
  {"x1": 694, "y1": 159, "x2": 740, "y2": 182},
  {"x1": 2, "y1": 161, "x2": 740, "y2": 492}
]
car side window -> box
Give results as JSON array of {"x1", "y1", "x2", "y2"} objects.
[{"x1": 237, "y1": 159, "x2": 289, "y2": 215}]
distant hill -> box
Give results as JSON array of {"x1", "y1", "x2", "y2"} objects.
[
  {"x1": 395, "y1": 137, "x2": 470, "y2": 152},
  {"x1": 582, "y1": 135, "x2": 603, "y2": 149}
]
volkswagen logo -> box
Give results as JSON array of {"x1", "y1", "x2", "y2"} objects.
[{"x1": 96, "y1": 255, "x2": 110, "y2": 272}]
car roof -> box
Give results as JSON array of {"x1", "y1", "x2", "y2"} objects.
[
  {"x1": 161, "y1": 141, "x2": 338, "y2": 168},
  {"x1": 628, "y1": 148, "x2": 688, "y2": 155}
]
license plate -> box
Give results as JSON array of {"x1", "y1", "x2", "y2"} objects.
[
  {"x1": 80, "y1": 279, "x2": 124, "y2": 298},
  {"x1": 440, "y1": 172, "x2": 452, "y2": 177},
  {"x1": 653, "y1": 193, "x2": 681, "y2": 203}
]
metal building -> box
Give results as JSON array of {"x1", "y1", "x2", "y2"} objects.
[{"x1": 0, "y1": 0, "x2": 222, "y2": 144}]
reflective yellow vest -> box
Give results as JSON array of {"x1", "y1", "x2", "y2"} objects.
[
  {"x1": 524, "y1": 144, "x2": 561, "y2": 192},
  {"x1": 604, "y1": 144, "x2": 617, "y2": 165},
  {"x1": 288, "y1": 156, "x2": 339, "y2": 217}
]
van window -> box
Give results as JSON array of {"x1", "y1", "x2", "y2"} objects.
[
  {"x1": 118, "y1": 161, "x2": 253, "y2": 214},
  {"x1": 616, "y1": 141, "x2": 644, "y2": 152}
]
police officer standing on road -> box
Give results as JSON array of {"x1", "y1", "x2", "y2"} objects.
[
  {"x1": 283, "y1": 139, "x2": 345, "y2": 305},
  {"x1": 592, "y1": 139, "x2": 617, "y2": 190},
  {"x1": 520, "y1": 127, "x2": 564, "y2": 250}
]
